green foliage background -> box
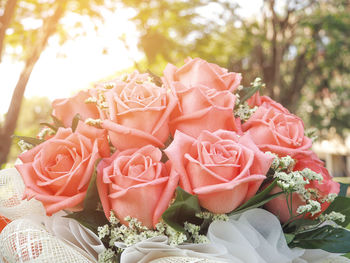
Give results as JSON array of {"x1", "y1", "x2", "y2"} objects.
[{"x1": 2, "y1": 0, "x2": 350, "y2": 164}]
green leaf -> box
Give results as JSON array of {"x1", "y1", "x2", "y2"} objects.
[
  {"x1": 284, "y1": 233, "x2": 295, "y2": 244},
  {"x1": 228, "y1": 178, "x2": 282, "y2": 215},
  {"x1": 84, "y1": 158, "x2": 102, "y2": 211},
  {"x1": 71, "y1": 113, "x2": 81, "y2": 132},
  {"x1": 162, "y1": 187, "x2": 201, "y2": 232},
  {"x1": 146, "y1": 69, "x2": 163, "y2": 86},
  {"x1": 12, "y1": 135, "x2": 44, "y2": 146},
  {"x1": 290, "y1": 225, "x2": 350, "y2": 253},
  {"x1": 324, "y1": 196, "x2": 350, "y2": 227},
  {"x1": 65, "y1": 210, "x2": 108, "y2": 233},
  {"x1": 339, "y1": 183, "x2": 349, "y2": 197},
  {"x1": 51, "y1": 114, "x2": 65, "y2": 128},
  {"x1": 40, "y1": 122, "x2": 58, "y2": 132},
  {"x1": 240, "y1": 85, "x2": 260, "y2": 103},
  {"x1": 284, "y1": 218, "x2": 319, "y2": 233},
  {"x1": 64, "y1": 158, "x2": 105, "y2": 234}
]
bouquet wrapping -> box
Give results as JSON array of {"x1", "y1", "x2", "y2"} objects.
[{"x1": 1, "y1": 57, "x2": 350, "y2": 263}]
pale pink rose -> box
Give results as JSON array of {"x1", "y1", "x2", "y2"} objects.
[
  {"x1": 247, "y1": 92, "x2": 290, "y2": 113},
  {"x1": 168, "y1": 83, "x2": 240, "y2": 138},
  {"x1": 97, "y1": 145, "x2": 179, "y2": 228},
  {"x1": 242, "y1": 106, "x2": 312, "y2": 157},
  {"x1": 15, "y1": 121, "x2": 110, "y2": 215},
  {"x1": 265, "y1": 152, "x2": 340, "y2": 223},
  {"x1": 164, "y1": 130, "x2": 274, "y2": 213},
  {"x1": 163, "y1": 57, "x2": 242, "y2": 92},
  {"x1": 96, "y1": 72, "x2": 177, "y2": 150},
  {"x1": 52, "y1": 90, "x2": 100, "y2": 127}
]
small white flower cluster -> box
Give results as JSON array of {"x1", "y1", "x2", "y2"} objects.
[
  {"x1": 269, "y1": 154, "x2": 339, "y2": 220},
  {"x1": 184, "y1": 222, "x2": 209, "y2": 244},
  {"x1": 321, "y1": 193, "x2": 338, "y2": 203},
  {"x1": 97, "y1": 211, "x2": 198, "y2": 262},
  {"x1": 320, "y1": 211, "x2": 346, "y2": 223},
  {"x1": 275, "y1": 171, "x2": 308, "y2": 193},
  {"x1": 85, "y1": 118, "x2": 102, "y2": 128},
  {"x1": 85, "y1": 92, "x2": 108, "y2": 109},
  {"x1": 17, "y1": 140, "x2": 34, "y2": 151},
  {"x1": 163, "y1": 225, "x2": 187, "y2": 246},
  {"x1": 304, "y1": 128, "x2": 318, "y2": 142},
  {"x1": 234, "y1": 102, "x2": 258, "y2": 121},
  {"x1": 296, "y1": 199, "x2": 322, "y2": 216},
  {"x1": 267, "y1": 152, "x2": 295, "y2": 172},
  {"x1": 251, "y1": 77, "x2": 265, "y2": 90},
  {"x1": 37, "y1": 127, "x2": 55, "y2": 140},
  {"x1": 98, "y1": 248, "x2": 116, "y2": 263},
  {"x1": 300, "y1": 168, "x2": 323, "y2": 181},
  {"x1": 195, "y1": 211, "x2": 229, "y2": 222}
]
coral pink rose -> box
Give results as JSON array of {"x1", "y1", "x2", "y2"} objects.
[
  {"x1": 168, "y1": 83, "x2": 240, "y2": 138},
  {"x1": 15, "y1": 121, "x2": 110, "y2": 215},
  {"x1": 96, "y1": 72, "x2": 177, "y2": 150},
  {"x1": 163, "y1": 57, "x2": 242, "y2": 92},
  {"x1": 97, "y1": 145, "x2": 179, "y2": 228},
  {"x1": 265, "y1": 152, "x2": 340, "y2": 223},
  {"x1": 164, "y1": 130, "x2": 274, "y2": 213},
  {"x1": 242, "y1": 106, "x2": 312, "y2": 157},
  {"x1": 247, "y1": 92, "x2": 290, "y2": 114},
  {"x1": 52, "y1": 90, "x2": 100, "y2": 127}
]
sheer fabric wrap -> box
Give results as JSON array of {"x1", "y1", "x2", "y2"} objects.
[{"x1": 1, "y1": 168, "x2": 349, "y2": 263}]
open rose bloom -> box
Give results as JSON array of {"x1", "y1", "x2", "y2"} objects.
[
  {"x1": 165, "y1": 130, "x2": 274, "y2": 213},
  {"x1": 15, "y1": 121, "x2": 110, "y2": 215},
  {"x1": 3, "y1": 57, "x2": 347, "y2": 263}
]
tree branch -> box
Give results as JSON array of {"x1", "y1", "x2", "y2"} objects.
[
  {"x1": 0, "y1": 0, "x2": 18, "y2": 62},
  {"x1": 0, "y1": 0, "x2": 68, "y2": 166}
]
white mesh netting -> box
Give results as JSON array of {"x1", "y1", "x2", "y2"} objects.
[
  {"x1": 0, "y1": 219, "x2": 94, "y2": 263},
  {"x1": 0, "y1": 168, "x2": 101, "y2": 263},
  {"x1": 0, "y1": 168, "x2": 46, "y2": 220}
]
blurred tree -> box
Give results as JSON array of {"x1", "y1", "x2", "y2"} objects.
[
  {"x1": 0, "y1": 0, "x2": 114, "y2": 166},
  {"x1": 6, "y1": 97, "x2": 51, "y2": 164},
  {"x1": 123, "y1": 0, "x2": 350, "y2": 136},
  {"x1": 120, "y1": 0, "x2": 241, "y2": 74},
  {"x1": 297, "y1": 0, "x2": 350, "y2": 136}
]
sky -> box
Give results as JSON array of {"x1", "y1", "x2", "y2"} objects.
[{"x1": 0, "y1": 0, "x2": 263, "y2": 115}]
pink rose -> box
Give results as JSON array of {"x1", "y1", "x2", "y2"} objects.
[
  {"x1": 242, "y1": 106, "x2": 312, "y2": 157},
  {"x1": 265, "y1": 152, "x2": 340, "y2": 223},
  {"x1": 52, "y1": 90, "x2": 100, "y2": 127},
  {"x1": 247, "y1": 92, "x2": 290, "y2": 113},
  {"x1": 168, "y1": 83, "x2": 240, "y2": 138},
  {"x1": 164, "y1": 130, "x2": 274, "y2": 213},
  {"x1": 97, "y1": 145, "x2": 179, "y2": 228},
  {"x1": 97, "y1": 72, "x2": 177, "y2": 150},
  {"x1": 163, "y1": 58, "x2": 242, "y2": 92},
  {"x1": 15, "y1": 121, "x2": 110, "y2": 215}
]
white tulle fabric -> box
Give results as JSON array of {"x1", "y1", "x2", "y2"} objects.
[
  {"x1": 0, "y1": 167, "x2": 46, "y2": 220},
  {"x1": 0, "y1": 168, "x2": 104, "y2": 263},
  {"x1": 0, "y1": 219, "x2": 93, "y2": 263},
  {"x1": 1, "y1": 168, "x2": 350, "y2": 263}
]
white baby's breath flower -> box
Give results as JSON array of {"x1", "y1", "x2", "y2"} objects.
[
  {"x1": 85, "y1": 118, "x2": 102, "y2": 127},
  {"x1": 98, "y1": 248, "x2": 116, "y2": 263},
  {"x1": 98, "y1": 225, "x2": 110, "y2": 239},
  {"x1": 212, "y1": 214, "x2": 229, "y2": 222},
  {"x1": 109, "y1": 211, "x2": 120, "y2": 225},
  {"x1": 321, "y1": 193, "x2": 338, "y2": 203},
  {"x1": 320, "y1": 211, "x2": 346, "y2": 223},
  {"x1": 85, "y1": 96, "x2": 98, "y2": 104},
  {"x1": 300, "y1": 168, "x2": 323, "y2": 182},
  {"x1": 297, "y1": 200, "x2": 321, "y2": 216},
  {"x1": 18, "y1": 140, "x2": 34, "y2": 151}
]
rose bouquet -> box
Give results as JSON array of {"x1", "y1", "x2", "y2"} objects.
[{"x1": 1, "y1": 58, "x2": 350, "y2": 263}]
